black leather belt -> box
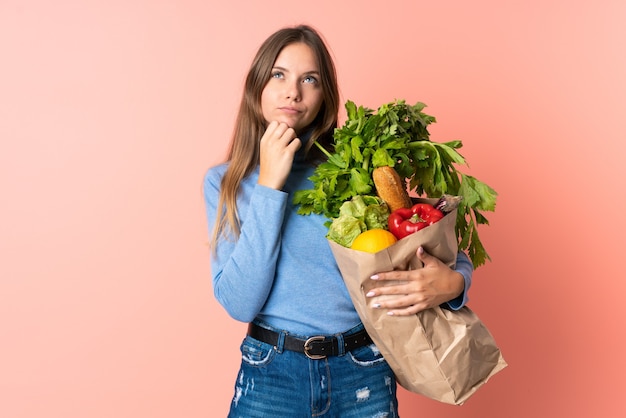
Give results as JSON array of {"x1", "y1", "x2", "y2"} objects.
[{"x1": 247, "y1": 323, "x2": 373, "y2": 360}]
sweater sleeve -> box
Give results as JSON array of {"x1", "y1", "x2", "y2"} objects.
[
  {"x1": 203, "y1": 169, "x2": 287, "y2": 322},
  {"x1": 446, "y1": 251, "x2": 473, "y2": 310}
]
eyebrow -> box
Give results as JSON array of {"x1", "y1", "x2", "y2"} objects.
[{"x1": 272, "y1": 66, "x2": 320, "y2": 76}]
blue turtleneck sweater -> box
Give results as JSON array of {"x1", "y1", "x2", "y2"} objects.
[{"x1": 202, "y1": 159, "x2": 473, "y2": 336}]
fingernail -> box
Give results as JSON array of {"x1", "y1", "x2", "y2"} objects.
[
  {"x1": 387, "y1": 311, "x2": 395, "y2": 316},
  {"x1": 417, "y1": 246, "x2": 424, "y2": 255},
  {"x1": 372, "y1": 303, "x2": 381, "y2": 308},
  {"x1": 370, "y1": 274, "x2": 379, "y2": 280},
  {"x1": 366, "y1": 291, "x2": 375, "y2": 297}
]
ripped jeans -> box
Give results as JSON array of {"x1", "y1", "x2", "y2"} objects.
[{"x1": 227, "y1": 322, "x2": 398, "y2": 418}]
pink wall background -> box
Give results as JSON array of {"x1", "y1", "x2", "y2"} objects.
[{"x1": 2, "y1": 0, "x2": 625, "y2": 417}]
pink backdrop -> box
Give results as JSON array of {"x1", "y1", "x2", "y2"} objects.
[{"x1": 2, "y1": 1, "x2": 625, "y2": 417}]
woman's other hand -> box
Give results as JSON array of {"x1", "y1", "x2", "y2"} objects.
[
  {"x1": 366, "y1": 246, "x2": 465, "y2": 316},
  {"x1": 257, "y1": 121, "x2": 302, "y2": 190}
]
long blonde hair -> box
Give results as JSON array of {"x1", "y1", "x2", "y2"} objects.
[{"x1": 211, "y1": 25, "x2": 340, "y2": 249}]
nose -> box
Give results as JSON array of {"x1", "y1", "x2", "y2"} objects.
[{"x1": 285, "y1": 80, "x2": 301, "y2": 101}]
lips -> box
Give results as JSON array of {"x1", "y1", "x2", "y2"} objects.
[{"x1": 278, "y1": 106, "x2": 301, "y2": 114}]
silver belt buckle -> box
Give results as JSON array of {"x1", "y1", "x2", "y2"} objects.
[{"x1": 304, "y1": 336, "x2": 326, "y2": 359}]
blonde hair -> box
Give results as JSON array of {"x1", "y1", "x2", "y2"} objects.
[{"x1": 211, "y1": 25, "x2": 339, "y2": 250}]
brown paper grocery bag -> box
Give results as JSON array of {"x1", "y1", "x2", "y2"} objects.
[{"x1": 328, "y1": 202, "x2": 507, "y2": 405}]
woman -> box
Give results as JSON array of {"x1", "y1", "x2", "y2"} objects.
[{"x1": 203, "y1": 24, "x2": 473, "y2": 417}]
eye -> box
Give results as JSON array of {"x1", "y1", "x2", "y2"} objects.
[
  {"x1": 271, "y1": 71, "x2": 284, "y2": 79},
  {"x1": 303, "y1": 75, "x2": 318, "y2": 84}
]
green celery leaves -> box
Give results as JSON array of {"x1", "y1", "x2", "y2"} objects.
[{"x1": 293, "y1": 99, "x2": 498, "y2": 268}]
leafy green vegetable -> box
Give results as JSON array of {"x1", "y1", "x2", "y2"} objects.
[
  {"x1": 293, "y1": 99, "x2": 498, "y2": 268},
  {"x1": 326, "y1": 196, "x2": 390, "y2": 248}
]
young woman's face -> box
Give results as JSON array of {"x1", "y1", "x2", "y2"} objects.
[{"x1": 261, "y1": 42, "x2": 324, "y2": 134}]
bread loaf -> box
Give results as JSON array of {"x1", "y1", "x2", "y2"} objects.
[{"x1": 372, "y1": 166, "x2": 412, "y2": 212}]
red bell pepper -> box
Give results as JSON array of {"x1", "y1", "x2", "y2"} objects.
[{"x1": 388, "y1": 203, "x2": 444, "y2": 240}]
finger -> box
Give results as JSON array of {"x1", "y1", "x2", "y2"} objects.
[
  {"x1": 416, "y1": 246, "x2": 438, "y2": 267},
  {"x1": 369, "y1": 293, "x2": 414, "y2": 309},
  {"x1": 369, "y1": 294, "x2": 430, "y2": 315},
  {"x1": 286, "y1": 137, "x2": 302, "y2": 153},
  {"x1": 386, "y1": 304, "x2": 428, "y2": 316},
  {"x1": 370, "y1": 267, "x2": 426, "y2": 282},
  {"x1": 263, "y1": 120, "x2": 280, "y2": 138},
  {"x1": 268, "y1": 121, "x2": 294, "y2": 139},
  {"x1": 365, "y1": 282, "x2": 412, "y2": 298},
  {"x1": 370, "y1": 271, "x2": 412, "y2": 281},
  {"x1": 279, "y1": 126, "x2": 298, "y2": 145},
  {"x1": 262, "y1": 121, "x2": 291, "y2": 143},
  {"x1": 370, "y1": 285, "x2": 431, "y2": 305}
]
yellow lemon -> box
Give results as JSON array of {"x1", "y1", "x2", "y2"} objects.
[{"x1": 350, "y1": 229, "x2": 397, "y2": 253}]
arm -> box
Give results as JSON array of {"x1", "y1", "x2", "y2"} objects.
[
  {"x1": 204, "y1": 170, "x2": 287, "y2": 322},
  {"x1": 444, "y1": 250, "x2": 473, "y2": 310},
  {"x1": 203, "y1": 122, "x2": 301, "y2": 322},
  {"x1": 365, "y1": 246, "x2": 474, "y2": 316}
]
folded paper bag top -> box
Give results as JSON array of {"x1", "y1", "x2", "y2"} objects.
[{"x1": 327, "y1": 201, "x2": 507, "y2": 405}]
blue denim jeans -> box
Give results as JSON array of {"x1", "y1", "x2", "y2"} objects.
[{"x1": 227, "y1": 322, "x2": 398, "y2": 417}]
